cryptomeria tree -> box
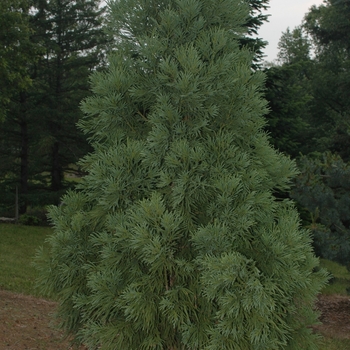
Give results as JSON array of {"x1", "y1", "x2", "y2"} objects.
[{"x1": 36, "y1": 0, "x2": 327, "y2": 349}]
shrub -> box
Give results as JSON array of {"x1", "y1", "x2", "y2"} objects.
[{"x1": 19, "y1": 214, "x2": 41, "y2": 226}]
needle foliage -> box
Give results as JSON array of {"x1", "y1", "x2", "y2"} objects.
[{"x1": 35, "y1": 0, "x2": 328, "y2": 349}]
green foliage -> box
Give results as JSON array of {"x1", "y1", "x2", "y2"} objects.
[
  {"x1": 265, "y1": 1, "x2": 350, "y2": 160},
  {"x1": 36, "y1": 0, "x2": 328, "y2": 349},
  {"x1": 29, "y1": 0, "x2": 109, "y2": 191},
  {"x1": 319, "y1": 259, "x2": 350, "y2": 296},
  {"x1": 318, "y1": 337, "x2": 350, "y2": 350},
  {"x1": 19, "y1": 214, "x2": 41, "y2": 226},
  {"x1": 264, "y1": 62, "x2": 313, "y2": 157},
  {"x1": 277, "y1": 26, "x2": 311, "y2": 66},
  {"x1": 320, "y1": 259, "x2": 350, "y2": 281},
  {"x1": 0, "y1": 0, "x2": 35, "y2": 121},
  {"x1": 304, "y1": 0, "x2": 350, "y2": 161},
  {"x1": 0, "y1": 174, "x2": 72, "y2": 217},
  {"x1": 240, "y1": 0, "x2": 269, "y2": 68},
  {"x1": 264, "y1": 26, "x2": 324, "y2": 158},
  {"x1": 0, "y1": 0, "x2": 110, "y2": 215},
  {"x1": 0, "y1": 223, "x2": 52, "y2": 296},
  {"x1": 291, "y1": 153, "x2": 350, "y2": 268}
]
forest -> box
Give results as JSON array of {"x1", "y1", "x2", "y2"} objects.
[{"x1": 2, "y1": 0, "x2": 349, "y2": 269}]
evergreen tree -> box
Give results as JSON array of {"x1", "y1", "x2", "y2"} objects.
[
  {"x1": 241, "y1": 0, "x2": 269, "y2": 68},
  {"x1": 36, "y1": 0, "x2": 327, "y2": 349},
  {"x1": 277, "y1": 26, "x2": 311, "y2": 66},
  {"x1": 264, "y1": 27, "x2": 316, "y2": 158},
  {"x1": 0, "y1": 0, "x2": 34, "y2": 121},
  {"x1": 30, "y1": 0, "x2": 109, "y2": 192},
  {"x1": 0, "y1": 0, "x2": 41, "y2": 213},
  {"x1": 304, "y1": 0, "x2": 350, "y2": 160},
  {"x1": 291, "y1": 153, "x2": 350, "y2": 269}
]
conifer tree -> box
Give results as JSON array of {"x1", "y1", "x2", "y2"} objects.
[
  {"x1": 30, "y1": 0, "x2": 109, "y2": 192},
  {"x1": 36, "y1": 0, "x2": 327, "y2": 349}
]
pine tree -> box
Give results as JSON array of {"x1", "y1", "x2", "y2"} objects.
[
  {"x1": 264, "y1": 27, "x2": 315, "y2": 158},
  {"x1": 36, "y1": 0, "x2": 328, "y2": 349},
  {"x1": 0, "y1": 0, "x2": 40, "y2": 214},
  {"x1": 30, "y1": 0, "x2": 109, "y2": 192},
  {"x1": 0, "y1": 0, "x2": 34, "y2": 121},
  {"x1": 241, "y1": 0, "x2": 269, "y2": 68}
]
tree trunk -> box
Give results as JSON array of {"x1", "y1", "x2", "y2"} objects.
[
  {"x1": 51, "y1": 141, "x2": 62, "y2": 192},
  {"x1": 19, "y1": 92, "x2": 28, "y2": 214}
]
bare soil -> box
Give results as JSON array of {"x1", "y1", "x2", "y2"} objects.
[
  {"x1": 314, "y1": 294, "x2": 350, "y2": 339},
  {"x1": 1, "y1": 289, "x2": 350, "y2": 349},
  {"x1": 0, "y1": 290, "x2": 86, "y2": 350}
]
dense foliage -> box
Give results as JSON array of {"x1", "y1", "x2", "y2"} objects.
[
  {"x1": 265, "y1": 0, "x2": 350, "y2": 156},
  {"x1": 0, "y1": 0, "x2": 109, "y2": 214},
  {"x1": 303, "y1": 0, "x2": 350, "y2": 162},
  {"x1": 0, "y1": 0, "x2": 269, "y2": 217},
  {"x1": 291, "y1": 153, "x2": 350, "y2": 269},
  {"x1": 263, "y1": 0, "x2": 350, "y2": 268},
  {"x1": 35, "y1": 0, "x2": 327, "y2": 349},
  {"x1": 0, "y1": 0, "x2": 35, "y2": 122}
]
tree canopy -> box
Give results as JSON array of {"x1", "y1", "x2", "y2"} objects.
[
  {"x1": 263, "y1": 0, "x2": 350, "y2": 274},
  {"x1": 0, "y1": 0, "x2": 110, "y2": 215},
  {"x1": 0, "y1": 0, "x2": 35, "y2": 121}
]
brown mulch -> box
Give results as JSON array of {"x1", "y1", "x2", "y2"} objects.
[
  {"x1": 0, "y1": 290, "x2": 86, "y2": 350},
  {"x1": 314, "y1": 294, "x2": 350, "y2": 339},
  {"x1": 1, "y1": 289, "x2": 350, "y2": 349}
]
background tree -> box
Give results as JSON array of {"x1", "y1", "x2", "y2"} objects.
[
  {"x1": 0, "y1": 0, "x2": 110, "y2": 216},
  {"x1": 36, "y1": 0, "x2": 327, "y2": 349},
  {"x1": 241, "y1": 0, "x2": 269, "y2": 68},
  {"x1": 291, "y1": 153, "x2": 350, "y2": 269},
  {"x1": 261, "y1": 1, "x2": 350, "y2": 274},
  {"x1": 0, "y1": 0, "x2": 41, "y2": 214},
  {"x1": 277, "y1": 26, "x2": 311, "y2": 65},
  {"x1": 265, "y1": 0, "x2": 350, "y2": 161},
  {"x1": 304, "y1": 0, "x2": 350, "y2": 161},
  {"x1": 30, "y1": 0, "x2": 109, "y2": 193},
  {"x1": 0, "y1": 0, "x2": 110, "y2": 218},
  {"x1": 264, "y1": 27, "x2": 315, "y2": 158},
  {"x1": 0, "y1": 0, "x2": 34, "y2": 121}
]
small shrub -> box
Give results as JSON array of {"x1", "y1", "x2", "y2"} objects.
[
  {"x1": 26, "y1": 206, "x2": 49, "y2": 226},
  {"x1": 19, "y1": 214, "x2": 41, "y2": 226}
]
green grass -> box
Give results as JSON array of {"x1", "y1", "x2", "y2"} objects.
[
  {"x1": 318, "y1": 337, "x2": 350, "y2": 350},
  {"x1": 0, "y1": 223, "x2": 52, "y2": 296},
  {"x1": 320, "y1": 259, "x2": 350, "y2": 295}
]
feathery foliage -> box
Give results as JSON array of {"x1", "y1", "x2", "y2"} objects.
[{"x1": 36, "y1": 0, "x2": 328, "y2": 349}]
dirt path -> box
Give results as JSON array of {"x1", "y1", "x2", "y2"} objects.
[{"x1": 1, "y1": 290, "x2": 350, "y2": 349}]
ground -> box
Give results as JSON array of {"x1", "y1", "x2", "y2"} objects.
[
  {"x1": 314, "y1": 294, "x2": 350, "y2": 340},
  {"x1": 1, "y1": 290, "x2": 349, "y2": 349},
  {"x1": 0, "y1": 290, "x2": 86, "y2": 350}
]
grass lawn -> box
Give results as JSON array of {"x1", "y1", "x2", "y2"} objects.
[
  {"x1": 0, "y1": 223, "x2": 52, "y2": 296},
  {"x1": 319, "y1": 337, "x2": 350, "y2": 350},
  {"x1": 320, "y1": 258, "x2": 350, "y2": 295}
]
